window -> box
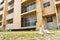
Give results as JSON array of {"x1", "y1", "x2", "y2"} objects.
[
  {"x1": 29, "y1": 2, "x2": 36, "y2": 10},
  {"x1": 22, "y1": 2, "x2": 36, "y2": 13},
  {"x1": 22, "y1": 16, "x2": 37, "y2": 27},
  {"x1": 47, "y1": 16, "x2": 53, "y2": 23},
  {"x1": 44, "y1": 2, "x2": 50, "y2": 8}
]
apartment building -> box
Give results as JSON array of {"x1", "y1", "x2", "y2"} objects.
[{"x1": 0, "y1": 0, "x2": 60, "y2": 31}]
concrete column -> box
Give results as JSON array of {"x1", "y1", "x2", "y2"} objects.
[
  {"x1": 13, "y1": 0, "x2": 21, "y2": 29},
  {"x1": 52, "y1": 0, "x2": 59, "y2": 29},
  {"x1": 36, "y1": 0, "x2": 44, "y2": 33},
  {"x1": 2, "y1": 0, "x2": 8, "y2": 30}
]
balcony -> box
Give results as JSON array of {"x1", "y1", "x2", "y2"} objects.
[
  {"x1": 0, "y1": 10, "x2": 3, "y2": 15},
  {"x1": 21, "y1": 9, "x2": 36, "y2": 16},
  {"x1": 22, "y1": 2, "x2": 36, "y2": 14},
  {"x1": 54, "y1": 0, "x2": 60, "y2": 4},
  {"x1": 0, "y1": 3, "x2": 4, "y2": 9},
  {"x1": 8, "y1": 4, "x2": 14, "y2": 11},
  {"x1": 21, "y1": 16, "x2": 36, "y2": 27},
  {"x1": 6, "y1": 23, "x2": 13, "y2": 29},
  {"x1": 21, "y1": 0, "x2": 27, "y2": 3},
  {"x1": 6, "y1": 13, "x2": 13, "y2": 20}
]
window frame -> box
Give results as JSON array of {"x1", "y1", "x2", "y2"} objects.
[{"x1": 44, "y1": 2, "x2": 50, "y2": 8}]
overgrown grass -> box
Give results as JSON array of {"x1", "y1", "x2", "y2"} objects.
[
  {"x1": 0, "y1": 31, "x2": 40, "y2": 37},
  {"x1": 0, "y1": 30, "x2": 60, "y2": 40},
  {"x1": 49, "y1": 30, "x2": 60, "y2": 34}
]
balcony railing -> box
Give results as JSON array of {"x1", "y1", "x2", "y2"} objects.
[
  {"x1": 6, "y1": 13, "x2": 13, "y2": 20},
  {"x1": 0, "y1": 3, "x2": 4, "y2": 9},
  {"x1": 6, "y1": 23, "x2": 13, "y2": 29},
  {"x1": 8, "y1": 3, "x2": 14, "y2": 10},
  {"x1": 8, "y1": 0, "x2": 12, "y2": 3}
]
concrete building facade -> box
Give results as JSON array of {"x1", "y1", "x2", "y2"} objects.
[{"x1": 0, "y1": 0, "x2": 60, "y2": 31}]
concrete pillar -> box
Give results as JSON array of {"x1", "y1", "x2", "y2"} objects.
[
  {"x1": 36, "y1": 0, "x2": 44, "y2": 33},
  {"x1": 13, "y1": 0, "x2": 21, "y2": 29},
  {"x1": 2, "y1": 0, "x2": 8, "y2": 30},
  {"x1": 52, "y1": 0, "x2": 59, "y2": 29}
]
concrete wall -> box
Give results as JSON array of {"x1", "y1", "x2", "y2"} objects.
[
  {"x1": 43, "y1": 0, "x2": 56, "y2": 16},
  {"x1": 13, "y1": 0, "x2": 21, "y2": 29},
  {"x1": 1, "y1": 0, "x2": 59, "y2": 30}
]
